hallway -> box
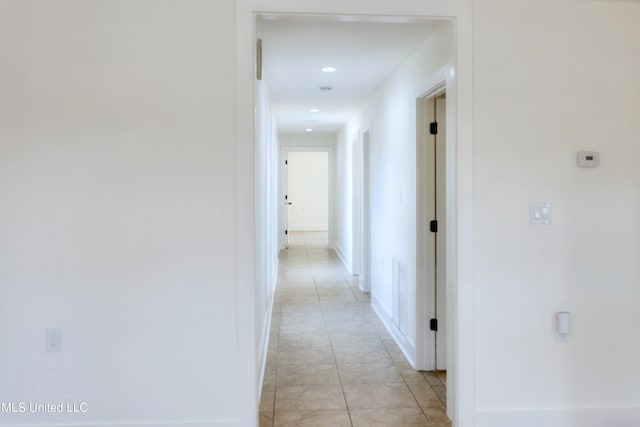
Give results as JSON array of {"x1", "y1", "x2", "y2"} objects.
[{"x1": 259, "y1": 233, "x2": 450, "y2": 427}]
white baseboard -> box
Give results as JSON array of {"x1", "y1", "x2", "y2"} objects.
[
  {"x1": 476, "y1": 406, "x2": 640, "y2": 427},
  {"x1": 371, "y1": 294, "x2": 416, "y2": 367},
  {"x1": 257, "y1": 262, "x2": 279, "y2": 400}
]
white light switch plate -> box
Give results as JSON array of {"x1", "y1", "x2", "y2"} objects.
[{"x1": 530, "y1": 202, "x2": 552, "y2": 225}]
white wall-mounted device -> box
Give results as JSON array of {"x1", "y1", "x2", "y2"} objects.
[
  {"x1": 577, "y1": 151, "x2": 599, "y2": 168},
  {"x1": 555, "y1": 312, "x2": 570, "y2": 343},
  {"x1": 530, "y1": 202, "x2": 552, "y2": 225}
]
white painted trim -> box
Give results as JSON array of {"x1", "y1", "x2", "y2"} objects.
[
  {"x1": 416, "y1": 77, "x2": 448, "y2": 373},
  {"x1": 235, "y1": 4, "x2": 258, "y2": 427},
  {"x1": 415, "y1": 63, "x2": 453, "y2": 376},
  {"x1": 372, "y1": 294, "x2": 416, "y2": 367},
  {"x1": 351, "y1": 133, "x2": 362, "y2": 276},
  {"x1": 240, "y1": 5, "x2": 474, "y2": 427},
  {"x1": 257, "y1": 262, "x2": 279, "y2": 401},
  {"x1": 476, "y1": 406, "x2": 640, "y2": 427}
]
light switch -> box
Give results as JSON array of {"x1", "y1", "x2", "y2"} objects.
[
  {"x1": 555, "y1": 312, "x2": 570, "y2": 343},
  {"x1": 530, "y1": 202, "x2": 552, "y2": 225}
]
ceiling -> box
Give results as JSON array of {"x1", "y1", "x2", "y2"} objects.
[{"x1": 257, "y1": 15, "x2": 444, "y2": 133}]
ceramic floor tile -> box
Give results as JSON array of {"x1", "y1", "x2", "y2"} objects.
[
  {"x1": 277, "y1": 288, "x2": 319, "y2": 297},
  {"x1": 280, "y1": 311, "x2": 324, "y2": 323},
  {"x1": 342, "y1": 383, "x2": 419, "y2": 409},
  {"x1": 278, "y1": 332, "x2": 331, "y2": 348},
  {"x1": 423, "y1": 371, "x2": 444, "y2": 387},
  {"x1": 277, "y1": 281, "x2": 316, "y2": 290},
  {"x1": 277, "y1": 363, "x2": 340, "y2": 386},
  {"x1": 395, "y1": 361, "x2": 427, "y2": 381},
  {"x1": 261, "y1": 238, "x2": 447, "y2": 421},
  {"x1": 432, "y1": 385, "x2": 447, "y2": 405},
  {"x1": 333, "y1": 344, "x2": 392, "y2": 364},
  {"x1": 279, "y1": 303, "x2": 322, "y2": 313},
  {"x1": 406, "y1": 380, "x2": 444, "y2": 408},
  {"x1": 260, "y1": 388, "x2": 275, "y2": 412},
  {"x1": 273, "y1": 410, "x2": 351, "y2": 427},
  {"x1": 338, "y1": 362, "x2": 404, "y2": 384},
  {"x1": 277, "y1": 346, "x2": 335, "y2": 365},
  {"x1": 423, "y1": 407, "x2": 451, "y2": 425},
  {"x1": 259, "y1": 411, "x2": 273, "y2": 427},
  {"x1": 274, "y1": 384, "x2": 347, "y2": 412},
  {"x1": 277, "y1": 294, "x2": 320, "y2": 305},
  {"x1": 350, "y1": 408, "x2": 430, "y2": 427},
  {"x1": 329, "y1": 333, "x2": 383, "y2": 348},
  {"x1": 279, "y1": 322, "x2": 327, "y2": 335}
]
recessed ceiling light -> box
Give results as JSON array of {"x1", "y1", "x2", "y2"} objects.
[
  {"x1": 305, "y1": 128, "x2": 313, "y2": 132},
  {"x1": 309, "y1": 108, "x2": 320, "y2": 113},
  {"x1": 321, "y1": 66, "x2": 337, "y2": 73}
]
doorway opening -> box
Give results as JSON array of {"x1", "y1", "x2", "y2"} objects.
[
  {"x1": 284, "y1": 151, "x2": 329, "y2": 248},
  {"x1": 279, "y1": 145, "x2": 334, "y2": 251},
  {"x1": 256, "y1": 12, "x2": 459, "y2": 426}
]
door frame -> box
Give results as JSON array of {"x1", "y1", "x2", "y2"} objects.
[
  {"x1": 279, "y1": 145, "x2": 335, "y2": 250},
  {"x1": 352, "y1": 128, "x2": 372, "y2": 291},
  {"x1": 416, "y1": 79, "x2": 447, "y2": 372},
  {"x1": 415, "y1": 66, "x2": 459, "y2": 422},
  {"x1": 237, "y1": 6, "x2": 474, "y2": 427}
]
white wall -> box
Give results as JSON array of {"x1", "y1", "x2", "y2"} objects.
[
  {"x1": 7, "y1": 0, "x2": 639, "y2": 426},
  {"x1": 286, "y1": 152, "x2": 329, "y2": 232},
  {"x1": 473, "y1": 1, "x2": 640, "y2": 425},
  {"x1": 254, "y1": 66, "x2": 279, "y2": 398},
  {"x1": 0, "y1": 1, "x2": 241, "y2": 425},
  {"x1": 336, "y1": 22, "x2": 453, "y2": 364}
]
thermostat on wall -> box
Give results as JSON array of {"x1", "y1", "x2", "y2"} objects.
[{"x1": 577, "y1": 151, "x2": 599, "y2": 168}]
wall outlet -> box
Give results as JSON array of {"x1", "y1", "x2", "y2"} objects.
[{"x1": 45, "y1": 329, "x2": 62, "y2": 353}]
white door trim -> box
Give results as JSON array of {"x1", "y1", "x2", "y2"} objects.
[
  {"x1": 238, "y1": 6, "x2": 474, "y2": 427},
  {"x1": 359, "y1": 128, "x2": 372, "y2": 293},
  {"x1": 279, "y1": 145, "x2": 335, "y2": 250}
]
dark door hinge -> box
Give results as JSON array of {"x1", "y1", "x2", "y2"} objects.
[
  {"x1": 430, "y1": 318, "x2": 438, "y2": 331},
  {"x1": 285, "y1": 160, "x2": 288, "y2": 165},
  {"x1": 285, "y1": 229, "x2": 288, "y2": 235},
  {"x1": 430, "y1": 220, "x2": 438, "y2": 233},
  {"x1": 430, "y1": 122, "x2": 438, "y2": 135}
]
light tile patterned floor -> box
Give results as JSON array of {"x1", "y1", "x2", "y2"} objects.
[{"x1": 260, "y1": 233, "x2": 450, "y2": 427}]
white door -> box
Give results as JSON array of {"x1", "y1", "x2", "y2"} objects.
[
  {"x1": 360, "y1": 130, "x2": 372, "y2": 293},
  {"x1": 352, "y1": 138, "x2": 362, "y2": 275},
  {"x1": 283, "y1": 155, "x2": 291, "y2": 248}
]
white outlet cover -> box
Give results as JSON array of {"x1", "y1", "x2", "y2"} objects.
[
  {"x1": 45, "y1": 328, "x2": 62, "y2": 353},
  {"x1": 577, "y1": 151, "x2": 599, "y2": 168},
  {"x1": 530, "y1": 202, "x2": 552, "y2": 225}
]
